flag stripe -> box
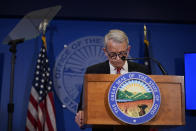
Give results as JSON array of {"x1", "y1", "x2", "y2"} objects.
[
  {"x1": 45, "y1": 105, "x2": 54, "y2": 131},
  {"x1": 25, "y1": 127, "x2": 30, "y2": 131},
  {"x1": 38, "y1": 102, "x2": 45, "y2": 129},
  {"x1": 27, "y1": 103, "x2": 37, "y2": 123},
  {"x1": 31, "y1": 87, "x2": 39, "y2": 101},
  {"x1": 48, "y1": 93, "x2": 56, "y2": 117},
  {"x1": 46, "y1": 94, "x2": 56, "y2": 130},
  {"x1": 29, "y1": 95, "x2": 38, "y2": 111},
  {"x1": 26, "y1": 118, "x2": 36, "y2": 131},
  {"x1": 45, "y1": 124, "x2": 49, "y2": 131},
  {"x1": 27, "y1": 110, "x2": 37, "y2": 129}
]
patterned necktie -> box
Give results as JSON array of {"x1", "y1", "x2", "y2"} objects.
[{"x1": 116, "y1": 67, "x2": 122, "y2": 74}]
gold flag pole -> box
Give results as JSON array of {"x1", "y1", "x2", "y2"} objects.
[{"x1": 41, "y1": 35, "x2": 47, "y2": 50}]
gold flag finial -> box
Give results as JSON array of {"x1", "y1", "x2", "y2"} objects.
[
  {"x1": 144, "y1": 25, "x2": 149, "y2": 46},
  {"x1": 144, "y1": 25, "x2": 147, "y2": 40},
  {"x1": 144, "y1": 24, "x2": 147, "y2": 31}
]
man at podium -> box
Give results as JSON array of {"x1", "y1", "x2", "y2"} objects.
[{"x1": 75, "y1": 29, "x2": 150, "y2": 131}]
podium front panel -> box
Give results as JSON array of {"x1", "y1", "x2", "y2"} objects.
[{"x1": 83, "y1": 74, "x2": 185, "y2": 126}]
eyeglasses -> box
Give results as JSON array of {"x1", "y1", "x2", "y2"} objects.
[{"x1": 107, "y1": 50, "x2": 128, "y2": 59}]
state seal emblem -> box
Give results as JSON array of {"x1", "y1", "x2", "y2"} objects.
[
  {"x1": 53, "y1": 36, "x2": 107, "y2": 113},
  {"x1": 108, "y1": 72, "x2": 161, "y2": 124}
]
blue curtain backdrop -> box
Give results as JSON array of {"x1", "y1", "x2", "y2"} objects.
[{"x1": 0, "y1": 18, "x2": 196, "y2": 131}]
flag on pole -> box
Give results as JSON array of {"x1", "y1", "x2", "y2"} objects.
[
  {"x1": 144, "y1": 25, "x2": 152, "y2": 74},
  {"x1": 144, "y1": 25, "x2": 158, "y2": 131},
  {"x1": 26, "y1": 36, "x2": 57, "y2": 131}
]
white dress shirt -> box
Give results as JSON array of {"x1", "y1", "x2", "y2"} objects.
[{"x1": 109, "y1": 61, "x2": 128, "y2": 74}]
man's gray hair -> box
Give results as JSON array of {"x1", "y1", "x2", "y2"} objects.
[{"x1": 104, "y1": 29, "x2": 129, "y2": 48}]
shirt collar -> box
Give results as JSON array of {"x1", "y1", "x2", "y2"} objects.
[{"x1": 109, "y1": 61, "x2": 128, "y2": 74}]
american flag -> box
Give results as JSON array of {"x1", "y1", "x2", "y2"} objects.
[{"x1": 26, "y1": 45, "x2": 57, "y2": 131}]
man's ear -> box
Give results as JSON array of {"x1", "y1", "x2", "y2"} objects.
[
  {"x1": 127, "y1": 45, "x2": 131, "y2": 52},
  {"x1": 103, "y1": 48, "x2": 108, "y2": 57}
]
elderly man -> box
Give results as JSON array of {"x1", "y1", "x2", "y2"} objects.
[{"x1": 75, "y1": 29, "x2": 150, "y2": 131}]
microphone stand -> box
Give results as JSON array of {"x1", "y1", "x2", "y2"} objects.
[
  {"x1": 7, "y1": 38, "x2": 24, "y2": 131},
  {"x1": 122, "y1": 57, "x2": 168, "y2": 75}
]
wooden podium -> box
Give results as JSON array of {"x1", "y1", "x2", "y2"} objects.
[{"x1": 83, "y1": 74, "x2": 185, "y2": 126}]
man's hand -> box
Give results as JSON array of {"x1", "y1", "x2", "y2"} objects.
[{"x1": 75, "y1": 110, "x2": 84, "y2": 128}]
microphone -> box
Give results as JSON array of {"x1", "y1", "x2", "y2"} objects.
[{"x1": 121, "y1": 56, "x2": 168, "y2": 75}]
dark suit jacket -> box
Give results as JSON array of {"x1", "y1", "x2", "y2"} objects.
[{"x1": 86, "y1": 60, "x2": 150, "y2": 74}]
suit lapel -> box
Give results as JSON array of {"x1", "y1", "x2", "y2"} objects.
[{"x1": 104, "y1": 60, "x2": 110, "y2": 74}]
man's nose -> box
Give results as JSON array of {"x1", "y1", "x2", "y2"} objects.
[{"x1": 116, "y1": 55, "x2": 121, "y2": 60}]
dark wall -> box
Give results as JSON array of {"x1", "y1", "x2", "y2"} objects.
[
  {"x1": 1, "y1": 0, "x2": 196, "y2": 23},
  {"x1": 0, "y1": 53, "x2": 4, "y2": 107}
]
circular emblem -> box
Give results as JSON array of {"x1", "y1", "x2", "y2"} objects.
[
  {"x1": 53, "y1": 36, "x2": 107, "y2": 113},
  {"x1": 108, "y1": 72, "x2": 161, "y2": 124}
]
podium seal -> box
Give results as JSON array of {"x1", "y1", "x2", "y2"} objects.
[{"x1": 108, "y1": 72, "x2": 161, "y2": 124}]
